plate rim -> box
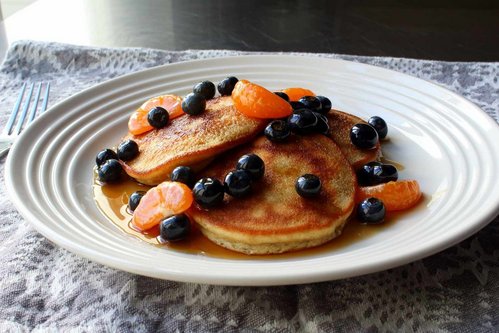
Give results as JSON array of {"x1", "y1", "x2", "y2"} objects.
[{"x1": 5, "y1": 54, "x2": 499, "y2": 286}]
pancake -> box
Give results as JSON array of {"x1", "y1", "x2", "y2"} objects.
[
  {"x1": 121, "y1": 96, "x2": 267, "y2": 185},
  {"x1": 327, "y1": 110, "x2": 381, "y2": 170},
  {"x1": 188, "y1": 135, "x2": 356, "y2": 255}
]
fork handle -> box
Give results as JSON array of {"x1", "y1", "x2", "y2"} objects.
[{"x1": 0, "y1": 138, "x2": 13, "y2": 158}]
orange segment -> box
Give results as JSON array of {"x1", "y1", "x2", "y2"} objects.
[
  {"x1": 356, "y1": 180, "x2": 422, "y2": 211},
  {"x1": 128, "y1": 110, "x2": 153, "y2": 136},
  {"x1": 231, "y1": 80, "x2": 293, "y2": 119},
  {"x1": 128, "y1": 94, "x2": 183, "y2": 135},
  {"x1": 132, "y1": 181, "x2": 193, "y2": 231},
  {"x1": 280, "y1": 87, "x2": 316, "y2": 101},
  {"x1": 141, "y1": 95, "x2": 184, "y2": 119}
]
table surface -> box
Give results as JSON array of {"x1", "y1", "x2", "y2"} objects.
[
  {"x1": 0, "y1": 2, "x2": 498, "y2": 331},
  {"x1": 1, "y1": 0, "x2": 498, "y2": 61},
  {"x1": 0, "y1": 40, "x2": 498, "y2": 332}
]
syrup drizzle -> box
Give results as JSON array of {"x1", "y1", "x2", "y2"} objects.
[{"x1": 93, "y1": 175, "x2": 408, "y2": 260}]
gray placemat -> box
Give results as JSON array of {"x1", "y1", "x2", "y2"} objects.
[{"x1": 0, "y1": 41, "x2": 498, "y2": 333}]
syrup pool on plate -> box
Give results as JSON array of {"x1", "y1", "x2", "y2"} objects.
[{"x1": 92, "y1": 174, "x2": 419, "y2": 260}]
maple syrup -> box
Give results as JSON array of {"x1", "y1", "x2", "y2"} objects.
[
  {"x1": 380, "y1": 156, "x2": 405, "y2": 171},
  {"x1": 93, "y1": 175, "x2": 408, "y2": 260}
]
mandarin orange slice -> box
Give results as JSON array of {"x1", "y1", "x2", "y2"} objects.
[
  {"x1": 128, "y1": 94, "x2": 183, "y2": 135},
  {"x1": 132, "y1": 181, "x2": 193, "y2": 231},
  {"x1": 231, "y1": 80, "x2": 293, "y2": 119},
  {"x1": 356, "y1": 180, "x2": 422, "y2": 211},
  {"x1": 280, "y1": 87, "x2": 316, "y2": 102}
]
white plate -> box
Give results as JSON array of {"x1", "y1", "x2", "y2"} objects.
[{"x1": 6, "y1": 55, "x2": 499, "y2": 286}]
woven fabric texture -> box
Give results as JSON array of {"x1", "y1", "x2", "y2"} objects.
[{"x1": 0, "y1": 41, "x2": 498, "y2": 333}]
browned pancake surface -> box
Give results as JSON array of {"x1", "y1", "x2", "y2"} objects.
[
  {"x1": 188, "y1": 135, "x2": 356, "y2": 254},
  {"x1": 122, "y1": 97, "x2": 267, "y2": 185},
  {"x1": 327, "y1": 110, "x2": 381, "y2": 169}
]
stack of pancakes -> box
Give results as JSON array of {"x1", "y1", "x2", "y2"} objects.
[{"x1": 122, "y1": 96, "x2": 381, "y2": 254}]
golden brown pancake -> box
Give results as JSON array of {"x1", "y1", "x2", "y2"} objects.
[
  {"x1": 327, "y1": 110, "x2": 381, "y2": 170},
  {"x1": 188, "y1": 135, "x2": 356, "y2": 255},
  {"x1": 121, "y1": 97, "x2": 267, "y2": 185}
]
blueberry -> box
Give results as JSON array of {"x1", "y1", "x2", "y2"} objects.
[
  {"x1": 193, "y1": 81, "x2": 216, "y2": 100},
  {"x1": 350, "y1": 123, "x2": 379, "y2": 149},
  {"x1": 128, "y1": 191, "x2": 145, "y2": 212},
  {"x1": 288, "y1": 109, "x2": 318, "y2": 134},
  {"x1": 224, "y1": 170, "x2": 252, "y2": 197},
  {"x1": 264, "y1": 120, "x2": 291, "y2": 142},
  {"x1": 182, "y1": 93, "x2": 206, "y2": 115},
  {"x1": 98, "y1": 159, "x2": 122, "y2": 183},
  {"x1": 298, "y1": 96, "x2": 322, "y2": 112},
  {"x1": 357, "y1": 162, "x2": 398, "y2": 186},
  {"x1": 295, "y1": 174, "x2": 322, "y2": 197},
  {"x1": 290, "y1": 101, "x2": 306, "y2": 110},
  {"x1": 160, "y1": 214, "x2": 191, "y2": 241},
  {"x1": 147, "y1": 106, "x2": 169, "y2": 128},
  {"x1": 379, "y1": 164, "x2": 398, "y2": 181},
  {"x1": 356, "y1": 161, "x2": 382, "y2": 186},
  {"x1": 357, "y1": 198, "x2": 385, "y2": 224},
  {"x1": 117, "y1": 139, "x2": 139, "y2": 161},
  {"x1": 316, "y1": 96, "x2": 332, "y2": 114},
  {"x1": 217, "y1": 76, "x2": 239, "y2": 96},
  {"x1": 274, "y1": 92, "x2": 290, "y2": 102},
  {"x1": 312, "y1": 112, "x2": 330, "y2": 135},
  {"x1": 236, "y1": 154, "x2": 265, "y2": 180},
  {"x1": 96, "y1": 148, "x2": 118, "y2": 167},
  {"x1": 193, "y1": 177, "x2": 225, "y2": 208},
  {"x1": 170, "y1": 166, "x2": 195, "y2": 188},
  {"x1": 368, "y1": 116, "x2": 388, "y2": 139}
]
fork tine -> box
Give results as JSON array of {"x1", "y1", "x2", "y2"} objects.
[
  {"x1": 27, "y1": 83, "x2": 43, "y2": 123},
  {"x1": 41, "y1": 82, "x2": 50, "y2": 112},
  {"x1": 14, "y1": 83, "x2": 35, "y2": 135},
  {"x1": 3, "y1": 83, "x2": 27, "y2": 135}
]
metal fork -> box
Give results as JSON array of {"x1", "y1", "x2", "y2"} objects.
[{"x1": 0, "y1": 82, "x2": 50, "y2": 157}]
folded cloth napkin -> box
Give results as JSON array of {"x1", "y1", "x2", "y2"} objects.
[{"x1": 0, "y1": 41, "x2": 498, "y2": 332}]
